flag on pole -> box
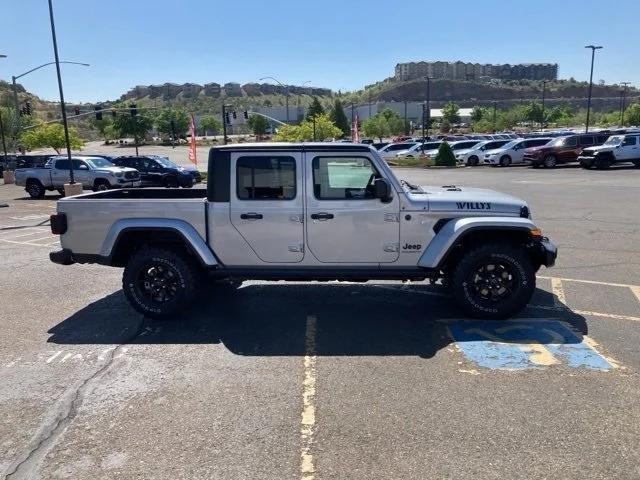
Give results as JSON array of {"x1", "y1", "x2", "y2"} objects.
[
  {"x1": 352, "y1": 113, "x2": 360, "y2": 142},
  {"x1": 188, "y1": 113, "x2": 197, "y2": 165}
]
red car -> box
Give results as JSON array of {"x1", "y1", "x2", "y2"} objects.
[{"x1": 523, "y1": 133, "x2": 609, "y2": 168}]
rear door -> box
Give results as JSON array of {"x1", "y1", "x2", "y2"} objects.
[
  {"x1": 619, "y1": 136, "x2": 638, "y2": 160},
  {"x1": 305, "y1": 153, "x2": 400, "y2": 263},
  {"x1": 50, "y1": 159, "x2": 70, "y2": 186},
  {"x1": 558, "y1": 136, "x2": 579, "y2": 162},
  {"x1": 72, "y1": 159, "x2": 92, "y2": 185},
  {"x1": 229, "y1": 152, "x2": 304, "y2": 263}
]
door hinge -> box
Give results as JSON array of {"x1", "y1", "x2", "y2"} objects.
[
  {"x1": 384, "y1": 213, "x2": 400, "y2": 223},
  {"x1": 288, "y1": 243, "x2": 304, "y2": 253},
  {"x1": 383, "y1": 242, "x2": 399, "y2": 252}
]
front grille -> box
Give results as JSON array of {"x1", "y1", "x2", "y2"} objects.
[
  {"x1": 124, "y1": 171, "x2": 139, "y2": 179},
  {"x1": 581, "y1": 151, "x2": 594, "y2": 157}
]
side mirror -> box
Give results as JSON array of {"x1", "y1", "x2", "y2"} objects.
[
  {"x1": 79, "y1": 164, "x2": 88, "y2": 170},
  {"x1": 374, "y1": 178, "x2": 393, "y2": 203}
]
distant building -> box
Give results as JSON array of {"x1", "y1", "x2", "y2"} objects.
[
  {"x1": 203, "y1": 83, "x2": 221, "y2": 97},
  {"x1": 395, "y1": 61, "x2": 558, "y2": 82},
  {"x1": 224, "y1": 82, "x2": 243, "y2": 97}
]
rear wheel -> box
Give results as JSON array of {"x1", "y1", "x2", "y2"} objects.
[
  {"x1": 122, "y1": 246, "x2": 200, "y2": 319},
  {"x1": 452, "y1": 243, "x2": 535, "y2": 319},
  {"x1": 165, "y1": 176, "x2": 179, "y2": 188},
  {"x1": 467, "y1": 155, "x2": 479, "y2": 166},
  {"x1": 543, "y1": 154, "x2": 557, "y2": 168},
  {"x1": 26, "y1": 180, "x2": 45, "y2": 199},
  {"x1": 499, "y1": 155, "x2": 512, "y2": 167}
]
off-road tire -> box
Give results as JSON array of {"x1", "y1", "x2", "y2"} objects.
[
  {"x1": 26, "y1": 180, "x2": 45, "y2": 199},
  {"x1": 543, "y1": 155, "x2": 557, "y2": 168},
  {"x1": 452, "y1": 243, "x2": 536, "y2": 319},
  {"x1": 595, "y1": 156, "x2": 612, "y2": 169},
  {"x1": 123, "y1": 246, "x2": 199, "y2": 319},
  {"x1": 467, "y1": 155, "x2": 479, "y2": 166},
  {"x1": 499, "y1": 155, "x2": 512, "y2": 167}
]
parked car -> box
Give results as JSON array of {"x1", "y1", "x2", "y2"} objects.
[
  {"x1": 112, "y1": 155, "x2": 194, "y2": 188},
  {"x1": 50, "y1": 143, "x2": 557, "y2": 320},
  {"x1": 15, "y1": 156, "x2": 141, "y2": 198},
  {"x1": 524, "y1": 133, "x2": 609, "y2": 168},
  {"x1": 394, "y1": 142, "x2": 442, "y2": 159},
  {"x1": 484, "y1": 138, "x2": 553, "y2": 166},
  {"x1": 391, "y1": 135, "x2": 413, "y2": 143},
  {"x1": 455, "y1": 139, "x2": 512, "y2": 166},
  {"x1": 360, "y1": 139, "x2": 375, "y2": 145},
  {"x1": 578, "y1": 134, "x2": 640, "y2": 169},
  {"x1": 378, "y1": 142, "x2": 418, "y2": 159},
  {"x1": 372, "y1": 142, "x2": 389, "y2": 151}
]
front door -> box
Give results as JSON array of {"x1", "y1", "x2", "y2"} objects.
[
  {"x1": 305, "y1": 154, "x2": 400, "y2": 263},
  {"x1": 229, "y1": 152, "x2": 304, "y2": 263}
]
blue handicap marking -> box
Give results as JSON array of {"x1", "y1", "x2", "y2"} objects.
[{"x1": 448, "y1": 320, "x2": 614, "y2": 371}]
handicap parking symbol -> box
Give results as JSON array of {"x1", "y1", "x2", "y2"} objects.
[{"x1": 448, "y1": 320, "x2": 615, "y2": 371}]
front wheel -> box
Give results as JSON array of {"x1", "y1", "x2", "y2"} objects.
[
  {"x1": 467, "y1": 155, "x2": 479, "y2": 166},
  {"x1": 122, "y1": 247, "x2": 200, "y2": 319},
  {"x1": 543, "y1": 155, "x2": 557, "y2": 168},
  {"x1": 452, "y1": 243, "x2": 536, "y2": 319},
  {"x1": 499, "y1": 155, "x2": 511, "y2": 167}
]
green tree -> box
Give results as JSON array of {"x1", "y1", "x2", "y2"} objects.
[
  {"x1": 112, "y1": 113, "x2": 154, "y2": 146},
  {"x1": 274, "y1": 114, "x2": 341, "y2": 142},
  {"x1": 20, "y1": 122, "x2": 84, "y2": 154},
  {"x1": 624, "y1": 103, "x2": 640, "y2": 126},
  {"x1": 471, "y1": 118, "x2": 494, "y2": 133},
  {"x1": 434, "y1": 141, "x2": 456, "y2": 167},
  {"x1": 362, "y1": 115, "x2": 390, "y2": 142},
  {"x1": 378, "y1": 108, "x2": 405, "y2": 135},
  {"x1": 155, "y1": 107, "x2": 189, "y2": 139},
  {"x1": 523, "y1": 102, "x2": 544, "y2": 124},
  {"x1": 329, "y1": 99, "x2": 350, "y2": 137},
  {"x1": 439, "y1": 119, "x2": 451, "y2": 133},
  {"x1": 247, "y1": 114, "x2": 270, "y2": 136},
  {"x1": 199, "y1": 115, "x2": 221, "y2": 136},
  {"x1": 471, "y1": 106, "x2": 487, "y2": 123},
  {"x1": 90, "y1": 117, "x2": 114, "y2": 142},
  {"x1": 441, "y1": 102, "x2": 460, "y2": 124},
  {"x1": 306, "y1": 97, "x2": 325, "y2": 120}
]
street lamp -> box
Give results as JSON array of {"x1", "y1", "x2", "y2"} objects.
[
  {"x1": 425, "y1": 77, "x2": 431, "y2": 137},
  {"x1": 540, "y1": 80, "x2": 547, "y2": 130},
  {"x1": 584, "y1": 45, "x2": 603, "y2": 133},
  {"x1": 620, "y1": 82, "x2": 630, "y2": 126},
  {"x1": 260, "y1": 76, "x2": 290, "y2": 123}
]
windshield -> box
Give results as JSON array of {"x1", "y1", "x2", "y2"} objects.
[
  {"x1": 385, "y1": 143, "x2": 417, "y2": 152},
  {"x1": 84, "y1": 158, "x2": 114, "y2": 168},
  {"x1": 153, "y1": 156, "x2": 179, "y2": 168},
  {"x1": 604, "y1": 136, "x2": 623, "y2": 146},
  {"x1": 549, "y1": 136, "x2": 574, "y2": 146},
  {"x1": 495, "y1": 140, "x2": 517, "y2": 150}
]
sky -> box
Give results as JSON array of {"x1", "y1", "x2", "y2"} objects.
[{"x1": 1, "y1": 0, "x2": 638, "y2": 103}]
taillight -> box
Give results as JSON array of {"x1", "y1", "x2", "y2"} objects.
[{"x1": 50, "y1": 213, "x2": 67, "y2": 235}]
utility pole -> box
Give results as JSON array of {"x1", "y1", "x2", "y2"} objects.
[
  {"x1": 421, "y1": 103, "x2": 426, "y2": 149},
  {"x1": 368, "y1": 92, "x2": 372, "y2": 118},
  {"x1": 584, "y1": 45, "x2": 603, "y2": 133},
  {"x1": 426, "y1": 77, "x2": 431, "y2": 138},
  {"x1": 492, "y1": 102, "x2": 497, "y2": 134},
  {"x1": 541, "y1": 80, "x2": 547, "y2": 130},
  {"x1": 222, "y1": 104, "x2": 229, "y2": 145},
  {"x1": 403, "y1": 101, "x2": 408, "y2": 135},
  {"x1": 620, "y1": 82, "x2": 630, "y2": 126}
]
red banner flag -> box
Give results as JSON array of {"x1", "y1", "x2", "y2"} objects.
[
  {"x1": 188, "y1": 113, "x2": 197, "y2": 165},
  {"x1": 351, "y1": 113, "x2": 360, "y2": 143}
]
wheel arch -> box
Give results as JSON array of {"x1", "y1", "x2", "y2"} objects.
[
  {"x1": 102, "y1": 219, "x2": 218, "y2": 268},
  {"x1": 418, "y1": 217, "x2": 539, "y2": 270}
]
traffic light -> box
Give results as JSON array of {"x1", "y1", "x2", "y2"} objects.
[
  {"x1": 224, "y1": 111, "x2": 231, "y2": 124},
  {"x1": 243, "y1": 111, "x2": 249, "y2": 120},
  {"x1": 74, "y1": 106, "x2": 80, "y2": 116},
  {"x1": 95, "y1": 106, "x2": 103, "y2": 121},
  {"x1": 25, "y1": 102, "x2": 32, "y2": 116},
  {"x1": 130, "y1": 104, "x2": 137, "y2": 117}
]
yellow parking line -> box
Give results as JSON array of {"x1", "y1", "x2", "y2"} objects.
[
  {"x1": 300, "y1": 315, "x2": 317, "y2": 480},
  {"x1": 529, "y1": 304, "x2": 640, "y2": 322},
  {"x1": 630, "y1": 286, "x2": 640, "y2": 304},
  {"x1": 538, "y1": 275, "x2": 639, "y2": 290}
]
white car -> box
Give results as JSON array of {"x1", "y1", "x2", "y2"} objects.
[
  {"x1": 394, "y1": 142, "x2": 442, "y2": 159},
  {"x1": 455, "y1": 139, "x2": 512, "y2": 166},
  {"x1": 483, "y1": 138, "x2": 553, "y2": 166},
  {"x1": 378, "y1": 142, "x2": 419, "y2": 160}
]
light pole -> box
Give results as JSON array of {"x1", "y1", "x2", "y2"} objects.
[
  {"x1": 0, "y1": 55, "x2": 6, "y2": 156},
  {"x1": 260, "y1": 76, "x2": 290, "y2": 123},
  {"x1": 11, "y1": 61, "x2": 90, "y2": 137},
  {"x1": 425, "y1": 77, "x2": 431, "y2": 137},
  {"x1": 492, "y1": 101, "x2": 497, "y2": 134},
  {"x1": 540, "y1": 80, "x2": 547, "y2": 130},
  {"x1": 620, "y1": 82, "x2": 630, "y2": 126},
  {"x1": 584, "y1": 45, "x2": 603, "y2": 133}
]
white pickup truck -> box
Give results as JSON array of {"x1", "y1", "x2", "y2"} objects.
[
  {"x1": 49, "y1": 143, "x2": 557, "y2": 319},
  {"x1": 15, "y1": 155, "x2": 141, "y2": 198}
]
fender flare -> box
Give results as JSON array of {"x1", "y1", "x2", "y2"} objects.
[
  {"x1": 418, "y1": 216, "x2": 538, "y2": 269},
  {"x1": 101, "y1": 218, "x2": 218, "y2": 266}
]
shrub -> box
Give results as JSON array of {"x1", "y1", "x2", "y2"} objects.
[{"x1": 434, "y1": 142, "x2": 456, "y2": 167}]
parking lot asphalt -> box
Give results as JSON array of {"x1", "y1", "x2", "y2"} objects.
[{"x1": 1, "y1": 164, "x2": 639, "y2": 479}]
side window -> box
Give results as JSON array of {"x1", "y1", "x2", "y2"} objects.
[
  {"x1": 313, "y1": 156, "x2": 378, "y2": 200},
  {"x1": 236, "y1": 156, "x2": 296, "y2": 200},
  {"x1": 579, "y1": 136, "x2": 595, "y2": 146},
  {"x1": 622, "y1": 136, "x2": 637, "y2": 146},
  {"x1": 565, "y1": 136, "x2": 578, "y2": 147},
  {"x1": 72, "y1": 160, "x2": 88, "y2": 170},
  {"x1": 596, "y1": 135, "x2": 608, "y2": 144},
  {"x1": 55, "y1": 160, "x2": 69, "y2": 170}
]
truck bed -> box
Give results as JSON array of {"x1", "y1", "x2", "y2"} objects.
[{"x1": 67, "y1": 188, "x2": 208, "y2": 200}]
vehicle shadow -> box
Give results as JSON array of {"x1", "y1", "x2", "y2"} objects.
[{"x1": 47, "y1": 283, "x2": 588, "y2": 358}]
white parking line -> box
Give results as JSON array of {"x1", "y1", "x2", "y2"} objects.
[
  {"x1": 300, "y1": 315, "x2": 317, "y2": 480},
  {"x1": 0, "y1": 229, "x2": 48, "y2": 239},
  {"x1": 538, "y1": 275, "x2": 639, "y2": 290}
]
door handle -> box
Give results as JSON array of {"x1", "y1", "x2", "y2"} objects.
[
  {"x1": 240, "y1": 212, "x2": 263, "y2": 220},
  {"x1": 310, "y1": 212, "x2": 334, "y2": 220}
]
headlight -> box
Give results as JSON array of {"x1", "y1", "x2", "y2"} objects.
[{"x1": 114, "y1": 171, "x2": 124, "y2": 178}]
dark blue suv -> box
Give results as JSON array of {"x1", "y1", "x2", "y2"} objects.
[{"x1": 113, "y1": 155, "x2": 194, "y2": 188}]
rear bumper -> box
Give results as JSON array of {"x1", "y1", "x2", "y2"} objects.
[{"x1": 50, "y1": 249, "x2": 109, "y2": 266}]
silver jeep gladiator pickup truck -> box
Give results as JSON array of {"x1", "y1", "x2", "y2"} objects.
[{"x1": 49, "y1": 143, "x2": 557, "y2": 319}]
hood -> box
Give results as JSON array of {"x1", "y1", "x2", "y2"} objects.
[
  {"x1": 454, "y1": 148, "x2": 475, "y2": 156},
  {"x1": 582, "y1": 144, "x2": 612, "y2": 154},
  {"x1": 407, "y1": 185, "x2": 527, "y2": 215},
  {"x1": 484, "y1": 148, "x2": 506, "y2": 156},
  {"x1": 96, "y1": 166, "x2": 138, "y2": 174}
]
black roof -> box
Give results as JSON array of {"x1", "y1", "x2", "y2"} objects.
[{"x1": 211, "y1": 142, "x2": 373, "y2": 153}]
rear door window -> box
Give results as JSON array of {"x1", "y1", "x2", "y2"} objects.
[
  {"x1": 54, "y1": 159, "x2": 69, "y2": 170},
  {"x1": 622, "y1": 136, "x2": 637, "y2": 146},
  {"x1": 236, "y1": 156, "x2": 296, "y2": 200},
  {"x1": 579, "y1": 136, "x2": 595, "y2": 146}
]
